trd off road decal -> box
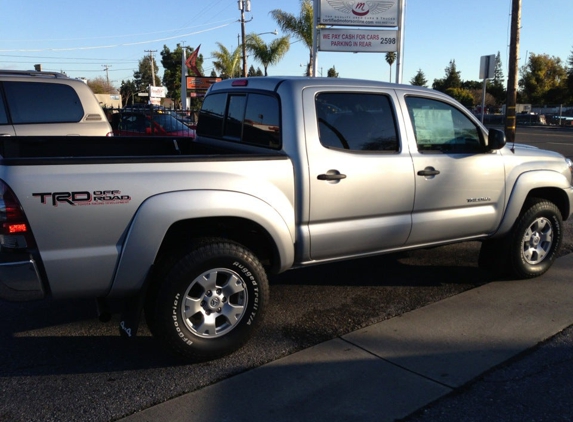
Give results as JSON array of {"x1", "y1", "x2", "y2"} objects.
[{"x1": 33, "y1": 190, "x2": 131, "y2": 206}]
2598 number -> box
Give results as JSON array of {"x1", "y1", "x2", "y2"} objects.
[{"x1": 380, "y1": 38, "x2": 396, "y2": 45}]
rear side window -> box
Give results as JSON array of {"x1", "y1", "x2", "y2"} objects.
[
  {"x1": 316, "y1": 92, "x2": 399, "y2": 152},
  {"x1": 197, "y1": 92, "x2": 281, "y2": 149},
  {"x1": 198, "y1": 93, "x2": 226, "y2": 137},
  {"x1": 3, "y1": 81, "x2": 84, "y2": 124}
]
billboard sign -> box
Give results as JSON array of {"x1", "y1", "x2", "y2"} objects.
[
  {"x1": 319, "y1": 0, "x2": 399, "y2": 27},
  {"x1": 149, "y1": 86, "x2": 167, "y2": 98},
  {"x1": 319, "y1": 28, "x2": 397, "y2": 52},
  {"x1": 186, "y1": 77, "x2": 221, "y2": 91}
]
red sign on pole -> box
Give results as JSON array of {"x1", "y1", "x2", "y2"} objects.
[{"x1": 186, "y1": 77, "x2": 221, "y2": 91}]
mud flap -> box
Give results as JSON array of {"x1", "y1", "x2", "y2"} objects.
[
  {"x1": 118, "y1": 265, "x2": 154, "y2": 339},
  {"x1": 119, "y1": 294, "x2": 145, "y2": 339}
]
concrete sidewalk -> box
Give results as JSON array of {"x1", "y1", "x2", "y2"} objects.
[{"x1": 120, "y1": 254, "x2": 573, "y2": 422}]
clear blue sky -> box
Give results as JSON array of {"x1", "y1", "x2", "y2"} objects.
[{"x1": 1, "y1": 0, "x2": 571, "y2": 87}]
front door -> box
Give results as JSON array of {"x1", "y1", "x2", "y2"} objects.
[{"x1": 402, "y1": 95, "x2": 506, "y2": 245}]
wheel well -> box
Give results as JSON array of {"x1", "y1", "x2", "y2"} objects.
[
  {"x1": 527, "y1": 188, "x2": 570, "y2": 220},
  {"x1": 155, "y1": 217, "x2": 280, "y2": 272}
]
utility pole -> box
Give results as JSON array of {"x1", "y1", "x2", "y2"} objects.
[
  {"x1": 145, "y1": 50, "x2": 157, "y2": 86},
  {"x1": 238, "y1": 0, "x2": 251, "y2": 77},
  {"x1": 102, "y1": 64, "x2": 111, "y2": 87},
  {"x1": 505, "y1": 0, "x2": 521, "y2": 144}
]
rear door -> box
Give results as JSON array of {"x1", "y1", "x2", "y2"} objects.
[{"x1": 303, "y1": 88, "x2": 415, "y2": 260}]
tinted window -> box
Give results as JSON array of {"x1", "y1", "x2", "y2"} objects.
[
  {"x1": 243, "y1": 94, "x2": 280, "y2": 148},
  {"x1": 197, "y1": 92, "x2": 226, "y2": 137},
  {"x1": 224, "y1": 95, "x2": 246, "y2": 140},
  {"x1": 4, "y1": 82, "x2": 84, "y2": 124},
  {"x1": 316, "y1": 93, "x2": 398, "y2": 152},
  {"x1": 197, "y1": 91, "x2": 281, "y2": 149},
  {"x1": 405, "y1": 96, "x2": 483, "y2": 153},
  {"x1": 120, "y1": 113, "x2": 147, "y2": 133}
]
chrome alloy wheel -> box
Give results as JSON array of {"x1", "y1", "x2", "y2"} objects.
[
  {"x1": 521, "y1": 216, "x2": 553, "y2": 265},
  {"x1": 180, "y1": 268, "x2": 248, "y2": 338}
]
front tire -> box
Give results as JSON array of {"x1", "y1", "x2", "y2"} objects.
[
  {"x1": 147, "y1": 239, "x2": 269, "y2": 361},
  {"x1": 508, "y1": 198, "x2": 562, "y2": 279}
]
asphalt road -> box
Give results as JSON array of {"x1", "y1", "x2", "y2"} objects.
[{"x1": 1, "y1": 126, "x2": 572, "y2": 422}]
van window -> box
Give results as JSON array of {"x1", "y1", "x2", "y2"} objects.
[
  {"x1": 316, "y1": 93, "x2": 399, "y2": 152},
  {"x1": 4, "y1": 82, "x2": 84, "y2": 124}
]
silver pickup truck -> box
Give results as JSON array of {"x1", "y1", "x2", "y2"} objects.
[{"x1": 1, "y1": 77, "x2": 572, "y2": 361}]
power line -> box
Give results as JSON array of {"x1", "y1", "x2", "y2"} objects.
[{"x1": 0, "y1": 22, "x2": 234, "y2": 53}]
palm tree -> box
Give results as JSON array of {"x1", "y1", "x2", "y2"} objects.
[
  {"x1": 211, "y1": 43, "x2": 241, "y2": 79},
  {"x1": 385, "y1": 52, "x2": 397, "y2": 83},
  {"x1": 246, "y1": 34, "x2": 290, "y2": 76},
  {"x1": 270, "y1": 0, "x2": 314, "y2": 76}
]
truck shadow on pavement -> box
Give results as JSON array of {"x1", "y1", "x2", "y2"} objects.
[{"x1": 0, "y1": 242, "x2": 497, "y2": 378}]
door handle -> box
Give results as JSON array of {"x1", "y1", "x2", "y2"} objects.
[
  {"x1": 318, "y1": 171, "x2": 347, "y2": 181},
  {"x1": 417, "y1": 167, "x2": 440, "y2": 176}
]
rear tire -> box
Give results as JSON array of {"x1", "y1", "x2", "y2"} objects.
[{"x1": 146, "y1": 239, "x2": 269, "y2": 361}]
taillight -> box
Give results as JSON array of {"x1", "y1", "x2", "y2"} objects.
[{"x1": 0, "y1": 181, "x2": 35, "y2": 250}]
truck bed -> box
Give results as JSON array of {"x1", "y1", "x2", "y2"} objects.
[{"x1": 0, "y1": 136, "x2": 285, "y2": 162}]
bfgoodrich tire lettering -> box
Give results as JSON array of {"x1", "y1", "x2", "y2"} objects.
[
  {"x1": 508, "y1": 198, "x2": 562, "y2": 279},
  {"x1": 148, "y1": 239, "x2": 269, "y2": 361}
]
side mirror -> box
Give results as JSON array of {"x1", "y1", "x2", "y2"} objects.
[{"x1": 487, "y1": 128, "x2": 506, "y2": 150}]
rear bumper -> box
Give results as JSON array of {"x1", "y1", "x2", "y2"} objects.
[{"x1": 0, "y1": 256, "x2": 45, "y2": 301}]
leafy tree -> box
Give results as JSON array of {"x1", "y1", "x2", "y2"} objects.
[
  {"x1": 433, "y1": 60, "x2": 462, "y2": 92},
  {"x1": 133, "y1": 55, "x2": 161, "y2": 94},
  {"x1": 567, "y1": 46, "x2": 573, "y2": 103},
  {"x1": 270, "y1": 0, "x2": 314, "y2": 76},
  {"x1": 246, "y1": 33, "x2": 290, "y2": 76},
  {"x1": 161, "y1": 44, "x2": 204, "y2": 107},
  {"x1": 385, "y1": 52, "x2": 396, "y2": 83},
  {"x1": 461, "y1": 80, "x2": 482, "y2": 90},
  {"x1": 410, "y1": 69, "x2": 428, "y2": 87},
  {"x1": 327, "y1": 66, "x2": 339, "y2": 78},
  {"x1": 211, "y1": 42, "x2": 241, "y2": 79},
  {"x1": 248, "y1": 65, "x2": 264, "y2": 77},
  {"x1": 489, "y1": 52, "x2": 506, "y2": 105},
  {"x1": 445, "y1": 87, "x2": 473, "y2": 108},
  {"x1": 120, "y1": 79, "x2": 137, "y2": 107},
  {"x1": 519, "y1": 53, "x2": 567, "y2": 104},
  {"x1": 87, "y1": 76, "x2": 116, "y2": 94},
  {"x1": 469, "y1": 89, "x2": 496, "y2": 109}
]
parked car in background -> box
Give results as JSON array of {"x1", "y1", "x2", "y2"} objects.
[
  {"x1": 0, "y1": 69, "x2": 112, "y2": 136},
  {"x1": 113, "y1": 111, "x2": 195, "y2": 137}
]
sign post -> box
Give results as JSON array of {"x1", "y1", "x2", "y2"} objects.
[{"x1": 479, "y1": 54, "x2": 496, "y2": 122}]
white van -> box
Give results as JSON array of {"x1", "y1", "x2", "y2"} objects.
[{"x1": 0, "y1": 70, "x2": 112, "y2": 136}]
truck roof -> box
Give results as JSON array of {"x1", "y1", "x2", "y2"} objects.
[{"x1": 207, "y1": 76, "x2": 436, "y2": 96}]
